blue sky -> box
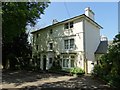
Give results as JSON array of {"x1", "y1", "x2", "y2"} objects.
[{"x1": 32, "y1": 2, "x2": 118, "y2": 40}]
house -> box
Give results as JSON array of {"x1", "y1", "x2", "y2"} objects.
[
  {"x1": 31, "y1": 7, "x2": 106, "y2": 73},
  {"x1": 95, "y1": 36, "x2": 108, "y2": 65}
]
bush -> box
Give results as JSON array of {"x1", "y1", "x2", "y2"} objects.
[
  {"x1": 92, "y1": 64, "x2": 103, "y2": 77},
  {"x1": 49, "y1": 60, "x2": 62, "y2": 71},
  {"x1": 70, "y1": 67, "x2": 85, "y2": 75}
]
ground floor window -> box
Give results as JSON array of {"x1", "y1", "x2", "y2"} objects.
[
  {"x1": 63, "y1": 59, "x2": 69, "y2": 67},
  {"x1": 62, "y1": 55, "x2": 75, "y2": 68},
  {"x1": 49, "y1": 58, "x2": 53, "y2": 64},
  {"x1": 70, "y1": 59, "x2": 74, "y2": 67}
]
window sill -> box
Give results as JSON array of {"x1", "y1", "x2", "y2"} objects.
[
  {"x1": 47, "y1": 50, "x2": 54, "y2": 52},
  {"x1": 64, "y1": 49, "x2": 75, "y2": 51}
]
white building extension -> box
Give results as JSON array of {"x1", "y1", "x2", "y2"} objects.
[{"x1": 31, "y1": 7, "x2": 104, "y2": 73}]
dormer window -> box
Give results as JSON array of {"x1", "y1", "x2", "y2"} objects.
[{"x1": 64, "y1": 21, "x2": 73, "y2": 29}]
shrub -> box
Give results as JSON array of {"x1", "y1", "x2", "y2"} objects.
[
  {"x1": 92, "y1": 64, "x2": 103, "y2": 77},
  {"x1": 49, "y1": 60, "x2": 62, "y2": 71},
  {"x1": 70, "y1": 67, "x2": 85, "y2": 75}
]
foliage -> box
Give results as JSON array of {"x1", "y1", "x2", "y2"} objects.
[
  {"x1": 31, "y1": 53, "x2": 41, "y2": 71},
  {"x1": 49, "y1": 60, "x2": 62, "y2": 71},
  {"x1": 70, "y1": 67, "x2": 85, "y2": 75},
  {"x1": 93, "y1": 33, "x2": 120, "y2": 88},
  {"x1": 2, "y1": 33, "x2": 32, "y2": 70},
  {"x1": 2, "y1": 2, "x2": 50, "y2": 42},
  {"x1": 2, "y1": 2, "x2": 50, "y2": 69}
]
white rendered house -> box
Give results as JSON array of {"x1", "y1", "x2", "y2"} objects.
[{"x1": 31, "y1": 7, "x2": 104, "y2": 73}]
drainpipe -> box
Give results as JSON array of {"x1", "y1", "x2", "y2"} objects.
[{"x1": 83, "y1": 19, "x2": 88, "y2": 74}]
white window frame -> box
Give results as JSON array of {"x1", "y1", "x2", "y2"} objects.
[
  {"x1": 62, "y1": 55, "x2": 75, "y2": 68},
  {"x1": 64, "y1": 39, "x2": 74, "y2": 50},
  {"x1": 64, "y1": 21, "x2": 74, "y2": 29},
  {"x1": 64, "y1": 40, "x2": 69, "y2": 49}
]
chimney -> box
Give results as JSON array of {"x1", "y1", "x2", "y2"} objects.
[
  {"x1": 101, "y1": 35, "x2": 108, "y2": 41},
  {"x1": 85, "y1": 7, "x2": 95, "y2": 20},
  {"x1": 52, "y1": 19, "x2": 58, "y2": 24}
]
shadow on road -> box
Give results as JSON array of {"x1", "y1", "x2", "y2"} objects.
[
  {"x1": 2, "y1": 70, "x2": 62, "y2": 86},
  {"x1": 2, "y1": 70, "x2": 115, "y2": 90}
]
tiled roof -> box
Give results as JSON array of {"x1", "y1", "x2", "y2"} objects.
[{"x1": 95, "y1": 41, "x2": 108, "y2": 54}]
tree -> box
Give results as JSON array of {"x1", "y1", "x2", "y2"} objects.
[
  {"x1": 93, "y1": 33, "x2": 120, "y2": 88},
  {"x1": 2, "y1": 2, "x2": 50, "y2": 43},
  {"x1": 2, "y1": 2, "x2": 50, "y2": 69}
]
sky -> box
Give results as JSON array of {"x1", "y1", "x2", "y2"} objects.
[{"x1": 30, "y1": 2, "x2": 118, "y2": 40}]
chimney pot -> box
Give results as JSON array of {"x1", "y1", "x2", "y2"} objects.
[
  {"x1": 52, "y1": 19, "x2": 58, "y2": 24},
  {"x1": 85, "y1": 7, "x2": 95, "y2": 20}
]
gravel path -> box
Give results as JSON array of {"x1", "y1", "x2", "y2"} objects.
[{"x1": 2, "y1": 70, "x2": 114, "y2": 90}]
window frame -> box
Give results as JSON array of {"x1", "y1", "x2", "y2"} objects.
[
  {"x1": 64, "y1": 21, "x2": 74, "y2": 29},
  {"x1": 50, "y1": 29, "x2": 53, "y2": 34},
  {"x1": 64, "y1": 23, "x2": 69, "y2": 29},
  {"x1": 49, "y1": 42, "x2": 53, "y2": 50},
  {"x1": 62, "y1": 55, "x2": 75, "y2": 68},
  {"x1": 64, "y1": 40, "x2": 69, "y2": 49},
  {"x1": 64, "y1": 39, "x2": 75, "y2": 50},
  {"x1": 63, "y1": 58, "x2": 69, "y2": 68},
  {"x1": 70, "y1": 39, "x2": 74, "y2": 49},
  {"x1": 70, "y1": 21, "x2": 73, "y2": 28},
  {"x1": 49, "y1": 58, "x2": 53, "y2": 64}
]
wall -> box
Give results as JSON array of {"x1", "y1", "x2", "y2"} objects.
[
  {"x1": 32, "y1": 18, "x2": 85, "y2": 70},
  {"x1": 84, "y1": 19, "x2": 100, "y2": 73}
]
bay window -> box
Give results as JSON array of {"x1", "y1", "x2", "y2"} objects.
[{"x1": 62, "y1": 55, "x2": 75, "y2": 68}]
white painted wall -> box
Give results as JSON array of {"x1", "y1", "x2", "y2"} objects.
[
  {"x1": 32, "y1": 16, "x2": 101, "y2": 73},
  {"x1": 32, "y1": 19, "x2": 85, "y2": 70},
  {"x1": 84, "y1": 19, "x2": 100, "y2": 73}
]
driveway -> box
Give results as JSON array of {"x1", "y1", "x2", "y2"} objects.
[{"x1": 2, "y1": 70, "x2": 114, "y2": 90}]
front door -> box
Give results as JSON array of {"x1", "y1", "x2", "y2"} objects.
[{"x1": 43, "y1": 55, "x2": 46, "y2": 70}]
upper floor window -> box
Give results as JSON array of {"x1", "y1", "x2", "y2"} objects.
[
  {"x1": 36, "y1": 33, "x2": 39, "y2": 38},
  {"x1": 50, "y1": 29, "x2": 53, "y2": 34},
  {"x1": 70, "y1": 22, "x2": 73, "y2": 28},
  {"x1": 64, "y1": 40, "x2": 69, "y2": 49},
  {"x1": 64, "y1": 23, "x2": 69, "y2": 29},
  {"x1": 49, "y1": 43, "x2": 53, "y2": 50},
  {"x1": 64, "y1": 21, "x2": 73, "y2": 29},
  {"x1": 64, "y1": 39, "x2": 74, "y2": 50},
  {"x1": 70, "y1": 39, "x2": 74, "y2": 49}
]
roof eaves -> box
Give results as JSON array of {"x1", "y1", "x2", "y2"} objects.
[
  {"x1": 31, "y1": 14, "x2": 85, "y2": 34},
  {"x1": 84, "y1": 15, "x2": 103, "y2": 29},
  {"x1": 31, "y1": 14, "x2": 103, "y2": 34}
]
